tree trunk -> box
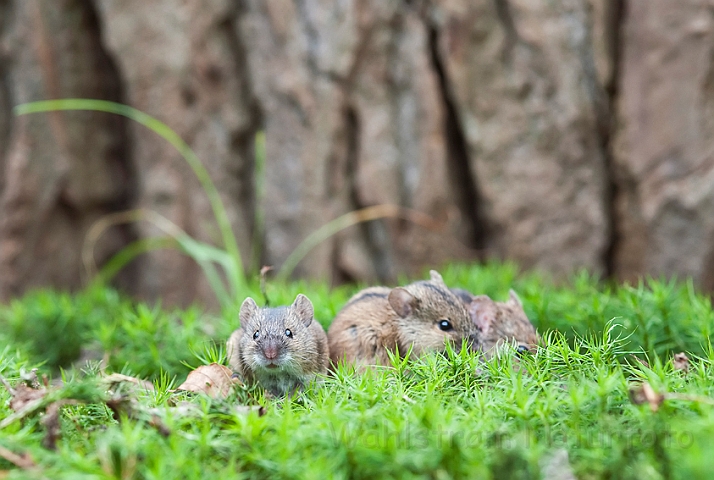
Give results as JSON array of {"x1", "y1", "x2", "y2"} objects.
[{"x1": 1, "y1": 0, "x2": 713, "y2": 306}]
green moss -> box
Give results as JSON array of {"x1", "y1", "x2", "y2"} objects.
[{"x1": 1, "y1": 262, "x2": 713, "y2": 479}]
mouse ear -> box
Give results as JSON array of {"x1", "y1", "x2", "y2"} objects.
[
  {"x1": 469, "y1": 295, "x2": 495, "y2": 334},
  {"x1": 450, "y1": 288, "x2": 474, "y2": 305},
  {"x1": 388, "y1": 287, "x2": 417, "y2": 318},
  {"x1": 429, "y1": 270, "x2": 446, "y2": 285},
  {"x1": 292, "y1": 294, "x2": 314, "y2": 327},
  {"x1": 239, "y1": 297, "x2": 259, "y2": 328},
  {"x1": 507, "y1": 289, "x2": 523, "y2": 308}
]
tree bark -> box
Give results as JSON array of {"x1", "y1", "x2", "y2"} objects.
[{"x1": 1, "y1": 0, "x2": 714, "y2": 305}]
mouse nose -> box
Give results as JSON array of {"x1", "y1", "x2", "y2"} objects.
[{"x1": 262, "y1": 339, "x2": 280, "y2": 360}]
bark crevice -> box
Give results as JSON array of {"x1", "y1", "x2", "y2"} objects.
[
  {"x1": 426, "y1": 20, "x2": 488, "y2": 253},
  {"x1": 81, "y1": 0, "x2": 140, "y2": 289},
  {"x1": 343, "y1": 104, "x2": 394, "y2": 282},
  {"x1": 83, "y1": 0, "x2": 136, "y2": 210},
  {"x1": 601, "y1": 0, "x2": 626, "y2": 279},
  {"x1": 0, "y1": 0, "x2": 13, "y2": 194},
  {"x1": 222, "y1": 7, "x2": 263, "y2": 269}
]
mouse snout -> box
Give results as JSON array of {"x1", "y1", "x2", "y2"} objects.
[{"x1": 261, "y1": 338, "x2": 281, "y2": 360}]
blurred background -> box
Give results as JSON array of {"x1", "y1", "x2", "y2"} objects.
[{"x1": 0, "y1": 0, "x2": 712, "y2": 308}]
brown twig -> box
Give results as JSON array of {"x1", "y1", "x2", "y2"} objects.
[
  {"x1": 0, "y1": 374, "x2": 16, "y2": 395},
  {"x1": 0, "y1": 446, "x2": 37, "y2": 470}
]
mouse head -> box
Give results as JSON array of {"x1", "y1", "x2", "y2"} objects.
[
  {"x1": 239, "y1": 294, "x2": 315, "y2": 371},
  {"x1": 469, "y1": 290, "x2": 539, "y2": 358},
  {"x1": 388, "y1": 270, "x2": 478, "y2": 357}
]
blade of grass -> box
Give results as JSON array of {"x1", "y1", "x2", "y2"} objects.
[
  {"x1": 83, "y1": 208, "x2": 241, "y2": 308},
  {"x1": 95, "y1": 237, "x2": 178, "y2": 285},
  {"x1": 276, "y1": 204, "x2": 445, "y2": 281},
  {"x1": 15, "y1": 99, "x2": 246, "y2": 296},
  {"x1": 82, "y1": 209, "x2": 177, "y2": 281}
]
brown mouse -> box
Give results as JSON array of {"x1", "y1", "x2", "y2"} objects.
[
  {"x1": 226, "y1": 294, "x2": 329, "y2": 396},
  {"x1": 454, "y1": 289, "x2": 539, "y2": 358},
  {"x1": 327, "y1": 270, "x2": 478, "y2": 367}
]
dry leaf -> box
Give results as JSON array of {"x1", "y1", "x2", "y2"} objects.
[
  {"x1": 0, "y1": 374, "x2": 51, "y2": 431},
  {"x1": 0, "y1": 372, "x2": 75, "y2": 450},
  {"x1": 0, "y1": 375, "x2": 64, "y2": 453},
  {"x1": 175, "y1": 364, "x2": 240, "y2": 399},
  {"x1": 8, "y1": 384, "x2": 48, "y2": 413},
  {"x1": 629, "y1": 382, "x2": 665, "y2": 412},
  {"x1": 673, "y1": 352, "x2": 690, "y2": 373},
  {"x1": 0, "y1": 373, "x2": 48, "y2": 413}
]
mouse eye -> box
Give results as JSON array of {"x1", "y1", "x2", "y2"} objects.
[
  {"x1": 516, "y1": 345, "x2": 530, "y2": 356},
  {"x1": 438, "y1": 319, "x2": 453, "y2": 331},
  {"x1": 253, "y1": 330, "x2": 259, "y2": 340},
  {"x1": 285, "y1": 328, "x2": 293, "y2": 338}
]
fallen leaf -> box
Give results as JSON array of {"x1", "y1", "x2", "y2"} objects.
[
  {"x1": 0, "y1": 373, "x2": 48, "y2": 413},
  {"x1": 629, "y1": 382, "x2": 665, "y2": 412},
  {"x1": 0, "y1": 374, "x2": 51, "y2": 431},
  {"x1": 673, "y1": 352, "x2": 690, "y2": 373},
  {"x1": 175, "y1": 364, "x2": 240, "y2": 399},
  {"x1": 1, "y1": 373, "x2": 78, "y2": 449},
  {"x1": 8, "y1": 384, "x2": 48, "y2": 413}
]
